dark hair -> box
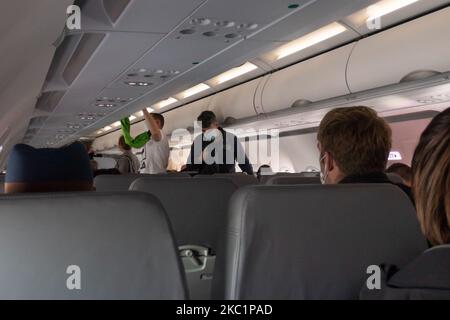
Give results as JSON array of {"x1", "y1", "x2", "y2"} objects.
[
  {"x1": 317, "y1": 106, "x2": 392, "y2": 176},
  {"x1": 118, "y1": 136, "x2": 131, "y2": 151},
  {"x1": 386, "y1": 163, "x2": 412, "y2": 184},
  {"x1": 412, "y1": 108, "x2": 450, "y2": 245},
  {"x1": 197, "y1": 111, "x2": 217, "y2": 129},
  {"x1": 152, "y1": 113, "x2": 165, "y2": 128}
]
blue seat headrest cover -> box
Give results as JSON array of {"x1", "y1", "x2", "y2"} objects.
[{"x1": 5, "y1": 142, "x2": 93, "y2": 193}]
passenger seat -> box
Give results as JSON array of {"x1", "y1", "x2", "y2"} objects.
[
  {"x1": 265, "y1": 176, "x2": 320, "y2": 185},
  {"x1": 212, "y1": 184, "x2": 427, "y2": 299},
  {"x1": 0, "y1": 192, "x2": 187, "y2": 299},
  {"x1": 194, "y1": 173, "x2": 258, "y2": 187},
  {"x1": 94, "y1": 172, "x2": 191, "y2": 192},
  {"x1": 130, "y1": 177, "x2": 238, "y2": 299}
]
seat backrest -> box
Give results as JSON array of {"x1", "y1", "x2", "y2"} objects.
[
  {"x1": 194, "y1": 173, "x2": 258, "y2": 187},
  {"x1": 0, "y1": 192, "x2": 186, "y2": 299},
  {"x1": 94, "y1": 174, "x2": 143, "y2": 192},
  {"x1": 130, "y1": 177, "x2": 237, "y2": 251},
  {"x1": 386, "y1": 172, "x2": 404, "y2": 184},
  {"x1": 212, "y1": 184, "x2": 427, "y2": 300},
  {"x1": 0, "y1": 175, "x2": 4, "y2": 193},
  {"x1": 259, "y1": 172, "x2": 306, "y2": 184},
  {"x1": 94, "y1": 173, "x2": 192, "y2": 191},
  {"x1": 265, "y1": 176, "x2": 320, "y2": 185}
]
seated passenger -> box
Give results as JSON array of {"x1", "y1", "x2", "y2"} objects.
[
  {"x1": 317, "y1": 106, "x2": 412, "y2": 200},
  {"x1": 361, "y1": 107, "x2": 450, "y2": 299},
  {"x1": 81, "y1": 139, "x2": 98, "y2": 174},
  {"x1": 186, "y1": 111, "x2": 254, "y2": 175},
  {"x1": 116, "y1": 136, "x2": 140, "y2": 174},
  {"x1": 386, "y1": 163, "x2": 412, "y2": 187},
  {"x1": 4, "y1": 142, "x2": 94, "y2": 193},
  {"x1": 256, "y1": 164, "x2": 273, "y2": 180}
]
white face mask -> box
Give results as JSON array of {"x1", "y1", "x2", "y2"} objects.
[
  {"x1": 319, "y1": 154, "x2": 329, "y2": 184},
  {"x1": 203, "y1": 128, "x2": 221, "y2": 142}
]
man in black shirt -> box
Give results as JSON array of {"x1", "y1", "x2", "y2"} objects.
[
  {"x1": 186, "y1": 111, "x2": 253, "y2": 175},
  {"x1": 316, "y1": 106, "x2": 413, "y2": 202}
]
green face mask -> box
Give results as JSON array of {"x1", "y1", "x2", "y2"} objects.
[{"x1": 120, "y1": 117, "x2": 151, "y2": 149}]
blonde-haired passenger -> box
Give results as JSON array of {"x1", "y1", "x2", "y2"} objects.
[{"x1": 361, "y1": 108, "x2": 450, "y2": 299}]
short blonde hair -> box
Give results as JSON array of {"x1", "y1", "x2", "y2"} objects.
[{"x1": 412, "y1": 108, "x2": 450, "y2": 245}]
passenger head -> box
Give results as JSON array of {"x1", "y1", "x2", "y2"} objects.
[
  {"x1": 118, "y1": 135, "x2": 131, "y2": 152},
  {"x1": 412, "y1": 108, "x2": 450, "y2": 245},
  {"x1": 81, "y1": 139, "x2": 93, "y2": 153},
  {"x1": 4, "y1": 142, "x2": 94, "y2": 193},
  {"x1": 197, "y1": 111, "x2": 219, "y2": 132},
  {"x1": 317, "y1": 106, "x2": 392, "y2": 184},
  {"x1": 152, "y1": 113, "x2": 165, "y2": 129},
  {"x1": 386, "y1": 163, "x2": 412, "y2": 187},
  {"x1": 257, "y1": 165, "x2": 272, "y2": 179}
]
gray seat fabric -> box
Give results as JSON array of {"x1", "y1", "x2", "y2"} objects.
[
  {"x1": 386, "y1": 173, "x2": 404, "y2": 184},
  {"x1": 94, "y1": 172, "x2": 191, "y2": 191},
  {"x1": 130, "y1": 177, "x2": 238, "y2": 299},
  {"x1": 194, "y1": 173, "x2": 258, "y2": 187},
  {"x1": 0, "y1": 175, "x2": 4, "y2": 193},
  {"x1": 94, "y1": 174, "x2": 143, "y2": 192},
  {"x1": 212, "y1": 184, "x2": 427, "y2": 300},
  {"x1": 259, "y1": 172, "x2": 317, "y2": 184},
  {"x1": 0, "y1": 192, "x2": 187, "y2": 299},
  {"x1": 265, "y1": 176, "x2": 320, "y2": 185},
  {"x1": 130, "y1": 177, "x2": 237, "y2": 252}
]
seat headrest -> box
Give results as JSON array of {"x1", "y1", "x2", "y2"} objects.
[{"x1": 5, "y1": 142, "x2": 93, "y2": 193}]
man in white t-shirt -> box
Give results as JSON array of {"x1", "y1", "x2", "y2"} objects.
[
  {"x1": 120, "y1": 109, "x2": 170, "y2": 174},
  {"x1": 141, "y1": 110, "x2": 170, "y2": 174}
]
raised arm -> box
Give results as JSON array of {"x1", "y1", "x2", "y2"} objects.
[
  {"x1": 120, "y1": 117, "x2": 150, "y2": 148},
  {"x1": 143, "y1": 108, "x2": 162, "y2": 142}
]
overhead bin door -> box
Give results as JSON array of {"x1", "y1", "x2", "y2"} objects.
[
  {"x1": 260, "y1": 43, "x2": 354, "y2": 113},
  {"x1": 347, "y1": 8, "x2": 450, "y2": 93},
  {"x1": 208, "y1": 78, "x2": 264, "y2": 121}
]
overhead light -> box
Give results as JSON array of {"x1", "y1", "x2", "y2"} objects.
[
  {"x1": 129, "y1": 115, "x2": 137, "y2": 121},
  {"x1": 96, "y1": 130, "x2": 103, "y2": 135},
  {"x1": 146, "y1": 107, "x2": 154, "y2": 113},
  {"x1": 180, "y1": 83, "x2": 211, "y2": 99},
  {"x1": 135, "y1": 111, "x2": 144, "y2": 117},
  {"x1": 96, "y1": 103, "x2": 115, "y2": 108},
  {"x1": 367, "y1": 0, "x2": 420, "y2": 21},
  {"x1": 214, "y1": 62, "x2": 258, "y2": 85},
  {"x1": 112, "y1": 121, "x2": 121, "y2": 128},
  {"x1": 153, "y1": 97, "x2": 178, "y2": 109},
  {"x1": 103, "y1": 126, "x2": 112, "y2": 131},
  {"x1": 125, "y1": 81, "x2": 152, "y2": 87},
  {"x1": 276, "y1": 22, "x2": 347, "y2": 60},
  {"x1": 0, "y1": 145, "x2": 3, "y2": 153}
]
